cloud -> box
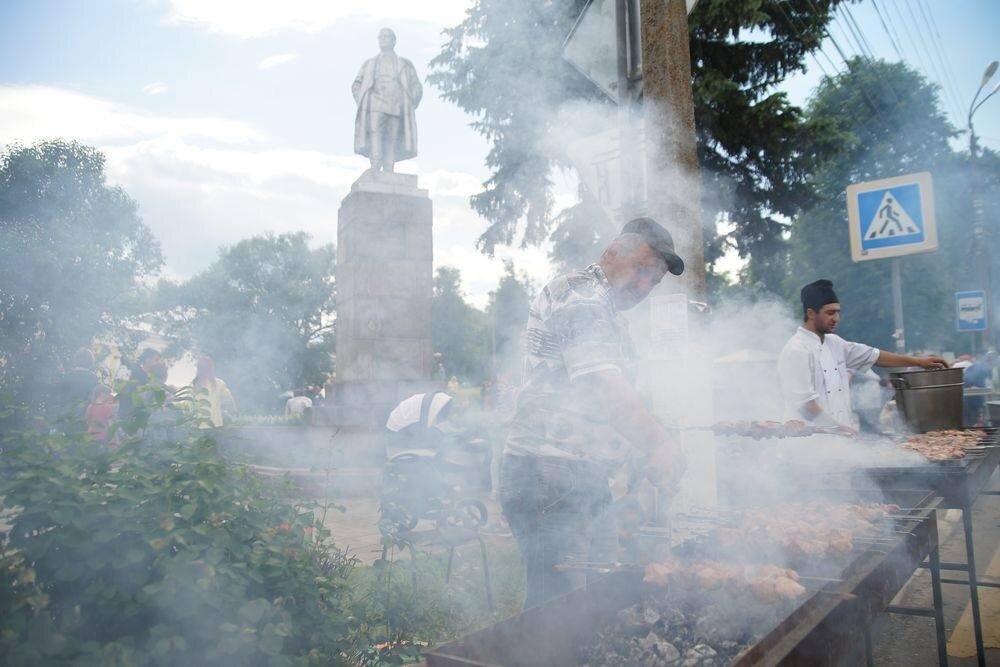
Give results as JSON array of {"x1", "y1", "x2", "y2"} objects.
[
  {"x1": 258, "y1": 53, "x2": 300, "y2": 70},
  {"x1": 0, "y1": 85, "x2": 359, "y2": 272},
  {"x1": 0, "y1": 84, "x2": 554, "y2": 303},
  {"x1": 141, "y1": 82, "x2": 170, "y2": 95},
  {"x1": 164, "y1": 0, "x2": 471, "y2": 38},
  {"x1": 422, "y1": 168, "x2": 482, "y2": 199},
  {"x1": 0, "y1": 85, "x2": 264, "y2": 146}
]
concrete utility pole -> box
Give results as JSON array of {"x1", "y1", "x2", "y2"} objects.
[
  {"x1": 968, "y1": 60, "x2": 999, "y2": 351},
  {"x1": 639, "y1": 0, "x2": 705, "y2": 302},
  {"x1": 638, "y1": 0, "x2": 713, "y2": 519}
]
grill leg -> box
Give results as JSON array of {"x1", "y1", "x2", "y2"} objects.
[
  {"x1": 406, "y1": 544, "x2": 418, "y2": 588},
  {"x1": 864, "y1": 628, "x2": 874, "y2": 667},
  {"x1": 479, "y1": 536, "x2": 495, "y2": 612},
  {"x1": 962, "y1": 507, "x2": 986, "y2": 667},
  {"x1": 929, "y1": 546, "x2": 949, "y2": 667}
]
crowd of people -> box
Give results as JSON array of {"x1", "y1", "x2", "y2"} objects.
[{"x1": 50, "y1": 348, "x2": 237, "y2": 443}]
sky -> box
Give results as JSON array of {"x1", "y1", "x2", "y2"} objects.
[{"x1": 0, "y1": 0, "x2": 997, "y2": 307}]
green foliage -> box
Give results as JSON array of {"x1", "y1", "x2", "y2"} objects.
[
  {"x1": 0, "y1": 140, "x2": 163, "y2": 404},
  {"x1": 429, "y1": 0, "x2": 598, "y2": 253},
  {"x1": 350, "y1": 544, "x2": 523, "y2": 664},
  {"x1": 154, "y1": 232, "x2": 336, "y2": 413},
  {"x1": 429, "y1": 0, "x2": 849, "y2": 291},
  {"x1": 0, "y1": 407, "x2": 366, "y2": 665},
  {"x1": 487, "y1": 260, "x2": 534, "y2": 374},
  {"x1": 432, "y1": 267, "x2": 490, "y2": 383},
  {"x1": 786, "y1": 58, "x2": 990, "y2": 352},
  {"x1": 229, "y1": 413, "x2": 307, "y2": 427},
  {"x1": 547, "y1": 189, "x2": 619, "y2": 272},
  {"x1": 691, "y1": 0, "x2": 848, "y2": 286}
]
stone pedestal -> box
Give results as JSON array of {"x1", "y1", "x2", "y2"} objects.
[{"x1": 323, "y1": 172, "x2": 436, "y2": 427}]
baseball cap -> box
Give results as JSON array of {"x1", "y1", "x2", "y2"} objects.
[{"x1": 621, "y1": 217, "x2": 685, "y2": 276}]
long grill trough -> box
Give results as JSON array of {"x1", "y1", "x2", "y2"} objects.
[
  {"x1": 849, "y1": 427, "x2": 999, "y2": 508},
  {"x1": 718, "y1": 426, "x2": 998, "y2": 667},
  {"x1": 849, "y1": 427, "x2": 999, "y2": 667},
  {"x1": 424, "y1": 490, "x2": 942, "y2": 667}
]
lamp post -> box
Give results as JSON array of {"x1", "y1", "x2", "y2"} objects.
[{"x1": 968, "y1": 60, "x2": 999, "y2": 351}]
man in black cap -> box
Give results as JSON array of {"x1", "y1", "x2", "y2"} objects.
[
  {"x1": 499, "y1": 217, "x2": 686, "y2": 609},
  {"x1": 778, "y1": 279, "x2": 946, "y2": 431}
]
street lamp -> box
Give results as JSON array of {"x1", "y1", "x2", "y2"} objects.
[
  {"x1": 968, "y1": 60, "x2": 999, "y2": 351},
  {"x1": 968, "y1": 60, "x2": 999, "y2": 159}
]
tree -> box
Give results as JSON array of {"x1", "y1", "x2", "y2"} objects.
[
  {"x1": 0, "y1": 140, "x2": 163, "y2": 403},
  {"x1": 547, "y1": 187, "x2": 619, "y2": 272},
  {"x1": 787, "y1": 58, "x2": 976, "y2": 352},
  {"x1": 155, "y1": 233, "x2": 335, "y2": 412},
  {"x1": 487, "y1": 260, "x2": 534, "y2": 376},
  {"x1": 429, "y1": 0, "x2": 848, "y2": 292},
  {"x1": 431, "y1": 267, "x2": 490, "y2": 383}
]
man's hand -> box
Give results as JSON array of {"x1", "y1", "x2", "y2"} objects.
[
  {"x1": 644, "y1": 443, "x2": 686, "y2": 495},
  {"x1": 914, "y1": 356, "x2": 948, "y2": 370},
  {"x1": 878, "y1": 351, "x2": 948, "y2": 370}
]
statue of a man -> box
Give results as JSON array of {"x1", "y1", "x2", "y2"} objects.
[{"x1": 352, "y1": 28, "x2": 423, "y2": 174}]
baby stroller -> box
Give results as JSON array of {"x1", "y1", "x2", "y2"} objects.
[{"x1": 379, "y1": 392, "x2": 491, "y2": 542}]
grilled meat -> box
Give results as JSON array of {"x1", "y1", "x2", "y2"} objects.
[
  {"x1": 711, "y1": 419, "x2": 820, "y2": 439},
  {"x1": 644, "y1": 559, "x2": 805, "y2": 603},
  {"x1": 897, "y1": 429, "x2": 986, "y2": 461},
  {"x1": 713, "y1": 502, "x2": 900, "y2": 562}
]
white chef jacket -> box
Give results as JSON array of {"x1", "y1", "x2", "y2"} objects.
[{"x1": 777, "y1": 326, "x2": 880, "y2": 428}]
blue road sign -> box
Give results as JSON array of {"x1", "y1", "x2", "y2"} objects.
[
  {"x1": 846, "y1": 172, "x2": 937, "y2": 262},
  {"x1": 956, "y1": 290, "x2": 988, "y2": 332},
  {"x1": 857, "y1": 183, "x2": 924, "y2": 250}
]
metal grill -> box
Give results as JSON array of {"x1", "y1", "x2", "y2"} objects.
[{"x1": 425, "y1": 491, "x2": 944, "y2": 667}]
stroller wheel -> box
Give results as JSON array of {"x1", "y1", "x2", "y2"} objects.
[{"x1": 438, "y1": 498, "x2": 488, "y2": 531}]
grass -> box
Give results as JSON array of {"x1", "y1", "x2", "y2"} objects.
[{"x1": 348, "y1": 538, "x2": 525, "y2": 658}]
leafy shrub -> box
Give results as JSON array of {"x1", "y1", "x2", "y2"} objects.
[
  {"x1": 351, "y1": 543, "x2": 524, "y2": 663},
  {"x1": 0, "y1": 404, "x2": 365, "y2": 665}
]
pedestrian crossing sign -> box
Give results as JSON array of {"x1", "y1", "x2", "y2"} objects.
[{"x1": 846, "y1": 172, "x2": 938, "y2": 262}]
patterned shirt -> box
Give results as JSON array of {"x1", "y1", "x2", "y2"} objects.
[{"x1": 505, "y1": 264, "x2": 634, "y2": 464}]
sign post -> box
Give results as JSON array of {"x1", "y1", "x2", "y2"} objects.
[{"x1": 846, "y1": 172, "x2": 938, "y2": 351}]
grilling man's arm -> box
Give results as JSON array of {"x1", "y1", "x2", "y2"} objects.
[
  {"x1": 575, "y1": 369, "x2": 670, "y2": 451},
  {"x1": 577, "y1": 369, "x2": 686, "y2": 489},
  {"x1": 875, "y1": 351, "x2": 948, "y2": 369}
]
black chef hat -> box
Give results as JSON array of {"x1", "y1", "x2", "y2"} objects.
[
  {"x1": 800, "y1": 279, "x2": 839, "y2": 313},
  {"x1": 620, "y1": 217, "x2": 685, "y2": 276}
]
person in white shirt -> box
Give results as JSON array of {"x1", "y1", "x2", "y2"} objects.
[
  {"x1": 778, "y1": 279, "x2": 946, "y2": 432},
  {"x1": 284, "y1": 389, "x2": 313, "y2": 417}
]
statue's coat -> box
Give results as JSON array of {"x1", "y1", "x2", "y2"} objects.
[{"x1": 352, "y1": 56, "x2": 422, "y2": 161}]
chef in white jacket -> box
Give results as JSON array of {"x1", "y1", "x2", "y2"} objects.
[{"x1": 778, "y1": 279, "x2": 946, "y2": 432}]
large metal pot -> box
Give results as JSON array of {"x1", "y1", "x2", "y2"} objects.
[{"x1": 889, "y1": 367, "x2": 964, "y2": 432}]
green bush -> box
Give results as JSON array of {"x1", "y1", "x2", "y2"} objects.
[
  {"x1": 350, "y1": 543, "x2": 524, "y2": 663},
  {"x1": 0, "y1": 405, "x2": 364, "y2": 665}
]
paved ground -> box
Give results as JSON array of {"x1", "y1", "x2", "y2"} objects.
[
  {"x1": 319, "y1": 494, "x2": 509, "y2": 565},
  {"x1": 873, "y1": 485, "x2": 1000, "y2": 666}
]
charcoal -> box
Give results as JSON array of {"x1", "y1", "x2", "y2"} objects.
[
  {"x1": 617, "y1": 604, "x2": 652, "y2": 635},
  {"x1": 643, "y1": 606, "x2": 663, "y2": 625},
  {"x1": 578, "y1": 594, "x2": 753, "y2": 666}
]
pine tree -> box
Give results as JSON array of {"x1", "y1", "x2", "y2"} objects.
[{"x1": 429, "y1": 0, "x2": 848, "y2": 291}]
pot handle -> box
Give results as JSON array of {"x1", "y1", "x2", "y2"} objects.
[{"x1": 890, "y1": 376, "x2": 909, "y2": 390}]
